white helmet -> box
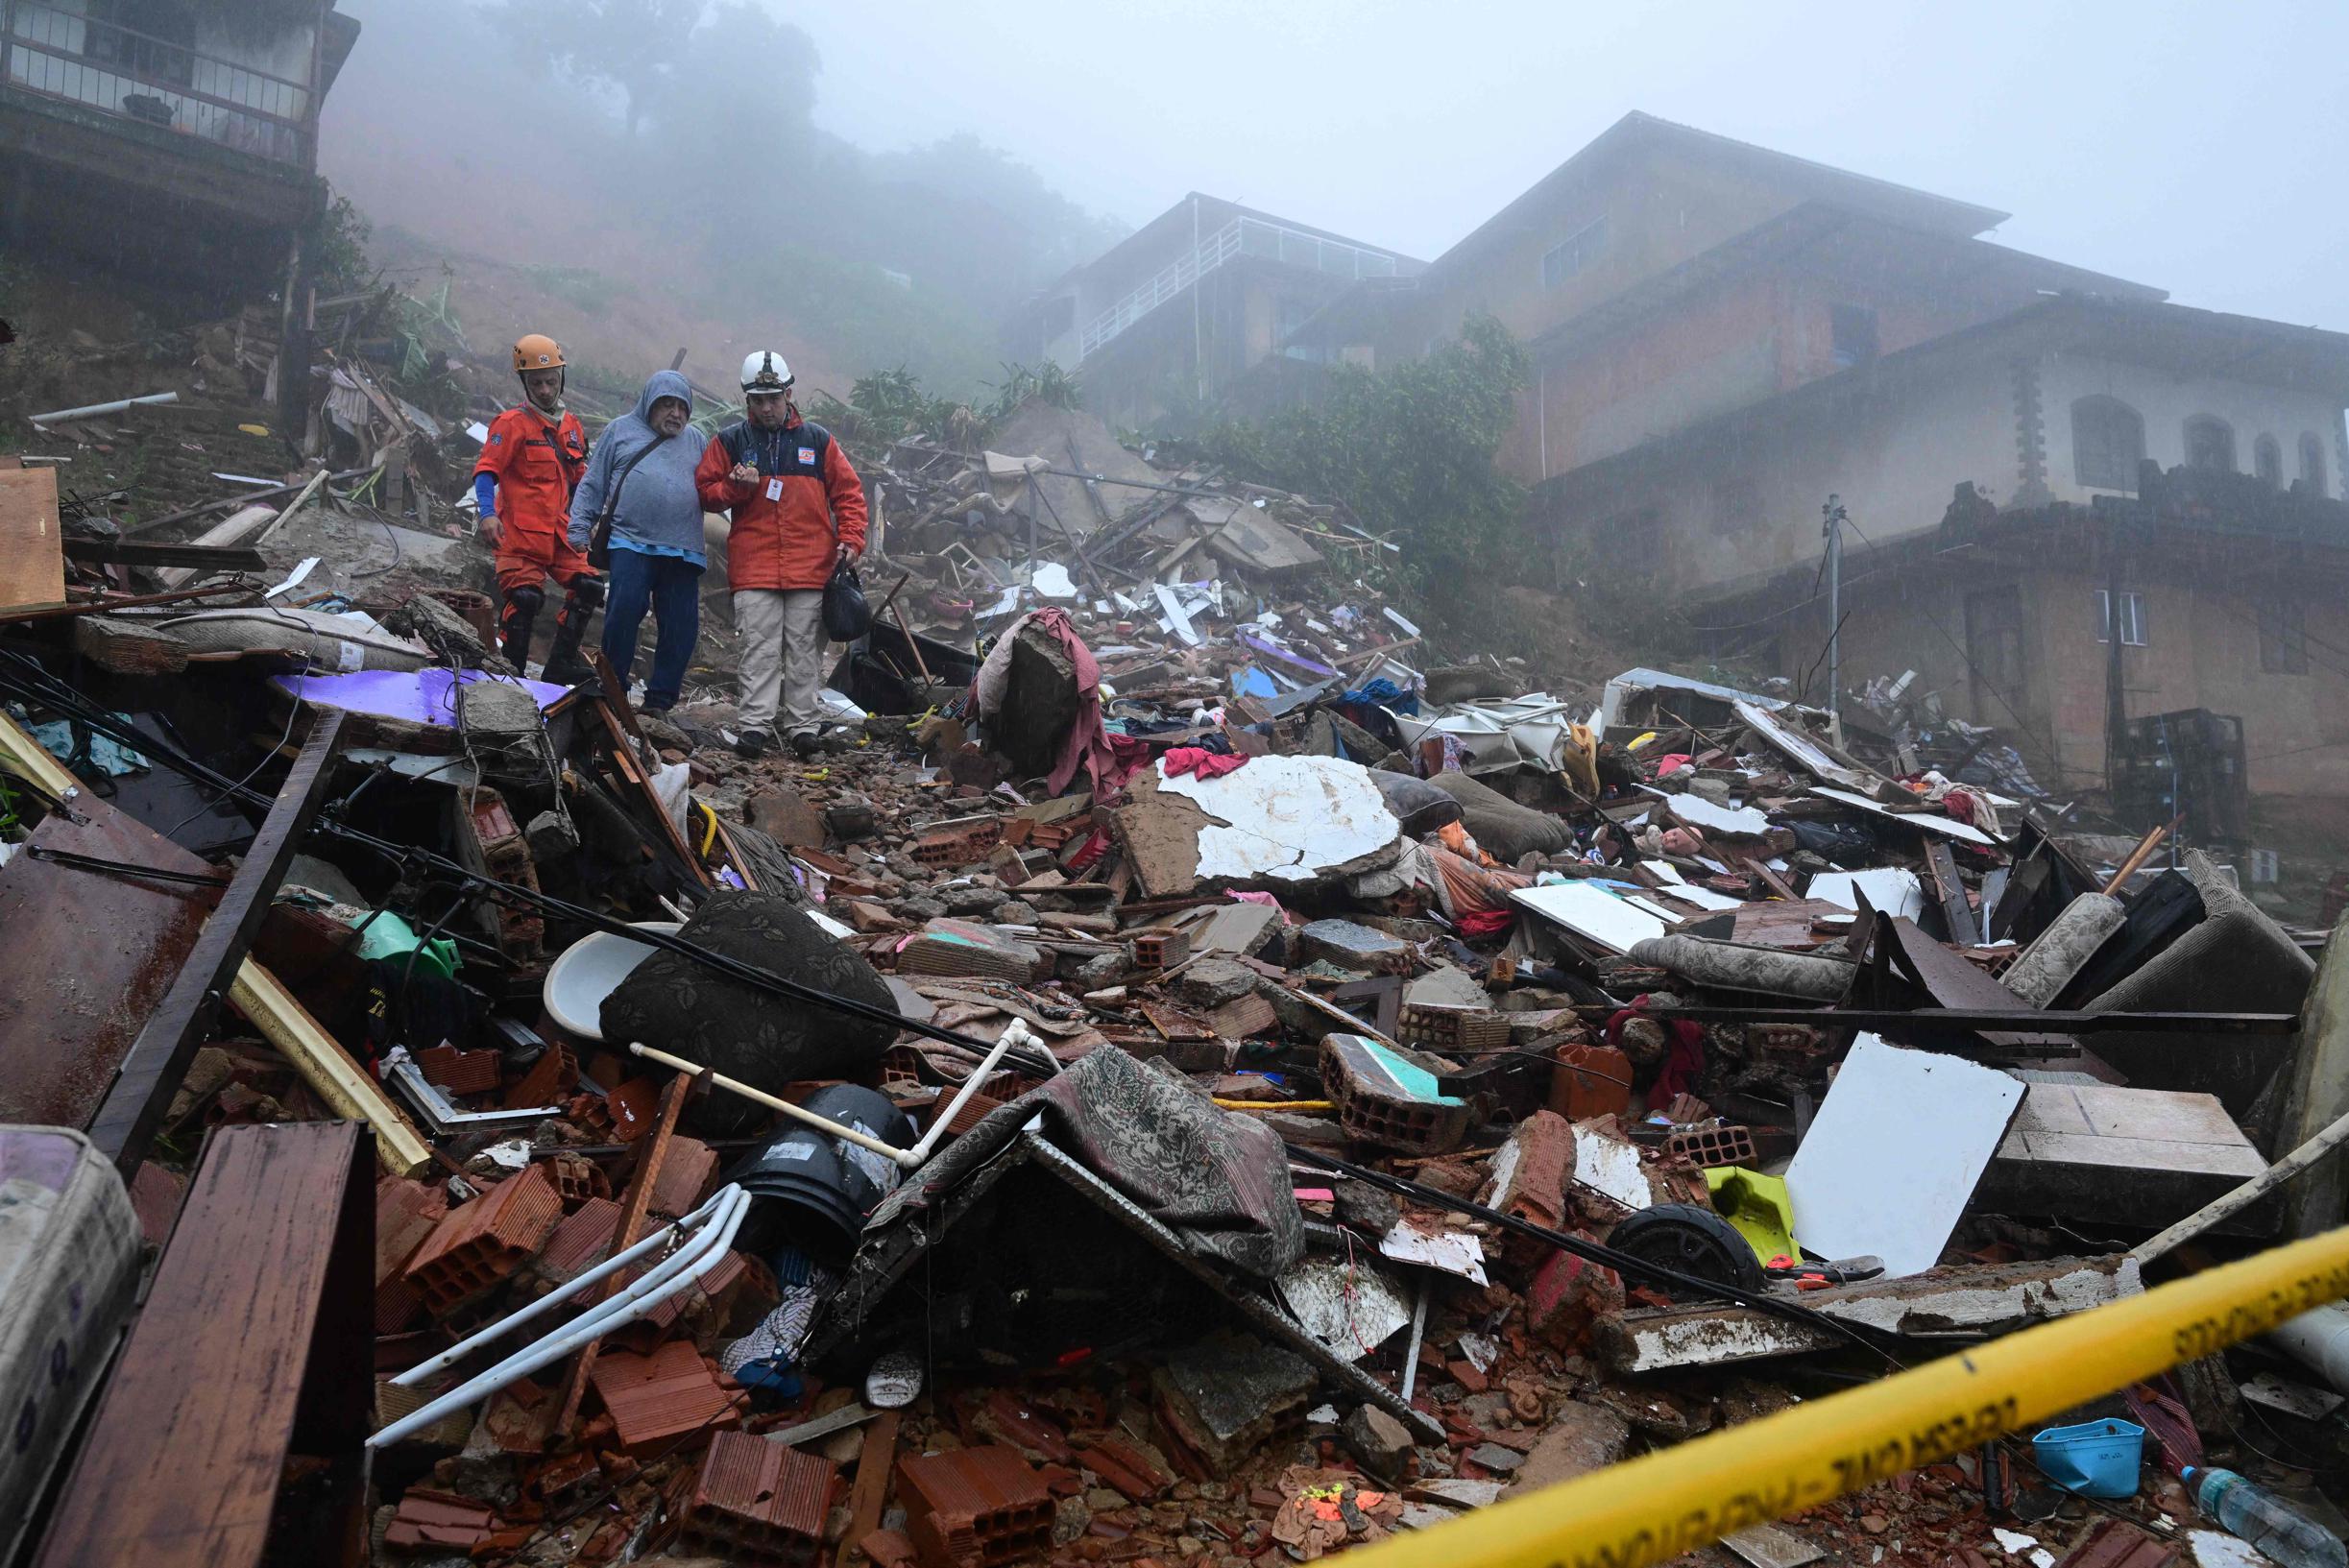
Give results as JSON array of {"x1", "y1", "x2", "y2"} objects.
[{"x1": 739, "y1": 350, "x2": 793, "y2": 396}]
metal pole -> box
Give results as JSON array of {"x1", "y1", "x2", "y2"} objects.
[
  {"x1": 2104, "y1": 505, "x2": 2128, "y2": 792},
  {"x1": 1821, "y1": 495, "x2": 1845, "y2": 726},
  {"x1": 1190, "y1": 193, "x2": 1205, "y2": 405}
]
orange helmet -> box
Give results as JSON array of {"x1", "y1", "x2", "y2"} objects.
[{"x1": 513, "y1": 333, "x2": 566, "y2": 374}]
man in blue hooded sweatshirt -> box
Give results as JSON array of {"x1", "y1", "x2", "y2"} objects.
[{"x1": 568, "y1": 371, "x2": 709, "y2": 715}]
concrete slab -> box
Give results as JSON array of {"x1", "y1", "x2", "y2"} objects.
[
  {"x1": 1977, "y1": 1083, "x2": 2272, "y2": 1233},
  {"x1": 1595, "y1": 1254, "x2": 2143, "y2": 1374}
]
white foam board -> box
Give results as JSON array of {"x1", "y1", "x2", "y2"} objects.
[
  {"x1": 1783, "y1": 1035, "x2": 2023, "y2": 1277},
  {"x1": 1811, "y1": 786, "x2": 1997, "y2": 847},
  {"x1": 1807, "y1": 868, "x2": 1927, "y2": 921},
  {"x1": 1509, "y1": 881, "x2": 1670, "y2": 954}
]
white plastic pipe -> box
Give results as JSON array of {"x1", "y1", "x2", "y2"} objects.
[
  {"x1": 30, "y1": 391, "x2": 180, "y2": 425},
  {"x1": 629, "y1": 1019, "x2": 1039, "y2": 1172},
  {"x1": 369, "y1": 1186, "x2": 747, "y2": 1448},
  {"x1": 392, "y1": 1187, "x2": 734, "y2": 1387},
  {"x1": 901, "y1": 1025, "x2": 1024, "y2": 1165},
  {"x1": 2270, "y1": 1301, "x2": 2349, "y2": 1396}
]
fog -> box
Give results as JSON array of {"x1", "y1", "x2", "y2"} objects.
[
  {"x1": 316, "y1": 0, "x2": 2349, "y2": 401},
  {"x1": 802, "y1": 0, "x2": 2349, "y2": 325}
]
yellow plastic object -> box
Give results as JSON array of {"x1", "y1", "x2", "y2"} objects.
[
  {"x1": 237, "y1": 422, "x2": 271, "y2": 437},
  {"x1": 1705, "y1": 1166, "x2": 1797, "y2": 1264},
  {"x1": 1331, "y1": 1222, "x2": 2349, "y2": 1568},
  {"x1": 1213, "y1": 1098, "x2": 1333, "y2": 1114},
  {"x1": 1627, "y1": 731, "x2": 1659, "y2": 752}
]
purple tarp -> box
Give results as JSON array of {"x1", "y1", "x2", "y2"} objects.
[{"x1": 271, "y1": 667, "x2": 570, "y2": 726}]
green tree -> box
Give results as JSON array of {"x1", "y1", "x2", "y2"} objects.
[
  {"x1": 1187, "y1": 315, "x2": 1530, "y2": 613},
  {"x1": 492, "y1": 0, "x2": 709, "y2": 137}
]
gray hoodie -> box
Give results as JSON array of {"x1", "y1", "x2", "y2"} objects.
[{"x1": 568, "y1": 371, "x2": 709, "y2": 564}]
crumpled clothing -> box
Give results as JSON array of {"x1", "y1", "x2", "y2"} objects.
[
  {"x1": 29, "y1": 715, "x2": 147, "y2": 777},
  {"x1": 719, "y1": 1270, "x2": 834, "y2": 1378},
  {"x1": 1433, "y1": 820, "x2": 1497, "y2": 867},
  {"x1": 1606, "y1": 993, "x2": 1705, "y2": 1103},
  {"x1": 1910, "y1": 769, "x2": 2003, "y2": 836},
  {"x1": 1162, "y1": 746, "x2": 1247, "y2": 780},
  {"x1": 974, "y1": 608, "x2": 1144, "y2": 797},
  {"x1": 1652, "y1": 753, "x2": 1694, "y2": 777},
  {"x1": 1336, "y1": 676, "x2": 1419, "y2": 716}
]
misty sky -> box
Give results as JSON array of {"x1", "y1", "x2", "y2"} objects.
[{"x1": 794, "y1": 0, "x2": 2348, "y2": 327}]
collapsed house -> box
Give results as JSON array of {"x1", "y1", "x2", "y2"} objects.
[{"x1": 2, "y1": 361, "x2": 2348, "y2": 1568}]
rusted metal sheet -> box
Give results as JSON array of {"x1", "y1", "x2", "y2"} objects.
[
  {"x1": 0, "y1": 795, "x2": 217, "y2": 1126},
  {"x1": 33, "y1": 1122, "x2": 374, "y2": 1568}
]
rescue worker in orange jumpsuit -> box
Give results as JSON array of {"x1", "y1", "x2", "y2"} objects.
[{"x1": 473, "y1": 334, "x2": 602, "y2": 681}]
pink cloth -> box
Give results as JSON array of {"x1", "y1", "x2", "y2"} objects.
[
  {"x1": 1017, "y1": 608, "x2": 1145, "y2": 798},
  {"x1": 1162, "y1": 746, "x2": 1247, "y2": 780}
]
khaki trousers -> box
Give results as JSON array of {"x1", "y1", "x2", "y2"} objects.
[{"x1": 735, "y1": 589, "x2": 827, "y2": 736}]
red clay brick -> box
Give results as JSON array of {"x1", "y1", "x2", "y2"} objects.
[
  {"x1": 414, "y1": 1044, "x2": 503, "y2": 1097},
  {"x1": 898, "y1": 1447, "x2": 1053, "y2": 1568},
  {"x1": 383, "y1": 1489, "x2": 497, "y2": 1550},
  {"x1": 606, "y1": 1077, "x2": 661, "y2": 1143},
  {"x1": 675, "y1": 1430, "x2": 836, "y2": 1566},
  {"x1": 403, "y1": 1164, "x2": 563, "y2": 1315},
  {"x1": 590, "y1": 1340, "x2": 741, "y2": 1455},
  {"x1": 505, "y1": 1042, "x2": 576, "y2": 1109}
]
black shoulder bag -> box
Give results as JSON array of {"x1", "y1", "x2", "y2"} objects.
[
  {"x1": 814, "y1": 433, "x2": 872, "y2": 640},
  {"x1": 583, "y1": 429, "x2": 673, "y2": 571}
]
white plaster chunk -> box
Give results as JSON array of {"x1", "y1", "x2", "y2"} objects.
[{"x1": 1156, "y1": 755, "x2": 1402, "y2": 885}]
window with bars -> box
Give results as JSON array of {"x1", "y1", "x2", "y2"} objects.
[
  {"x1": 1541, "y1": 218, "x2": 1608, "y2": 289},
  {"x1": 2260, "y1": 598, "x2": 2309, "y2": 675},
  {"x1": 2071, "y1": 397, "x2": 2144, "y2": 491},
  {"x1": 2185, "y1": 416, "x2": 2237, "y2": 472}
]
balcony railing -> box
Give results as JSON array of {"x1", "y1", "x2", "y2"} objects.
[
  {"x1": 1078, "y1": 216, "x2": 1402, "y2": 361},
  {"x1": 1, "y1": 0, "x2": 314, "y2": 167}
]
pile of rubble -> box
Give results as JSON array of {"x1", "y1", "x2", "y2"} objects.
[{"x1": 4, "y1": 394, "x2": 2348, "y2": 1568}]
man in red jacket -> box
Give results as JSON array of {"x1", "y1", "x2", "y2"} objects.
[
  {"x1": 473, "y1": 332, "x2": 600, "y2": 679},
  {"x1": 695, "y1": 350, "x2": 866, "y2": 758}
]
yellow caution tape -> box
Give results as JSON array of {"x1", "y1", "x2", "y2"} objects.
[{"x1": 1338, "y1": 1224, "x2": 2349, "y2": 1568}]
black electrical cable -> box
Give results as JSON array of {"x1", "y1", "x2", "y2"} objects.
[{"x1": 0, "y1": 652, "x2": 1065, "y2": 1075}]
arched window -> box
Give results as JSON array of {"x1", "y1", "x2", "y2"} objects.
[
  {"x1": 2302, "y1": 434, "x2": 2330, "y2": 496},
  {"x1": 2185, "y1": 416, "x2": 2236, "y2": 472},
  {"x1": 2254, "y1": 435, "x2": 2283, "y2": 488},
  {"x1": 2071, "y1": 396, "x2": 2144, "y2": 490}
]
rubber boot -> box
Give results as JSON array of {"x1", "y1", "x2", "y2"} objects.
[
  {"x1": 498, "y1": 590, "x2": 541, "y2": 673},
  {"x1": 540, "y1": 579, "x2": 601, "y2": 687}
]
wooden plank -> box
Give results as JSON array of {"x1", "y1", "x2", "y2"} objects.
[
  {"x1": 61, "y1": 538, "x2": 270, "y2": 570},
  {"x1": 555, "y1": 1072, "x2": 691, "y2": 1431},
  {"x1": 33, "y1": 1122, "x2": 374, "y2": 1568},
  {"x1": 230, "y1": 960, "x2": 435, "y2": 1176},
  {"x1": 834, "y1": 1410, "x2": 902, "y2": 1568},
  {"x1": 590, "y1": 653, "x2": 713, "y2": 889},
  {"x1": 87, "y1": 712, "x2": 344, "y2": 1170},
  {"x1": 0, "y1": 464, "x2": 66, "y2": 612},
  {"x1": 1922, "y1": 840, "x2": 1978, "y2": 947}
]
